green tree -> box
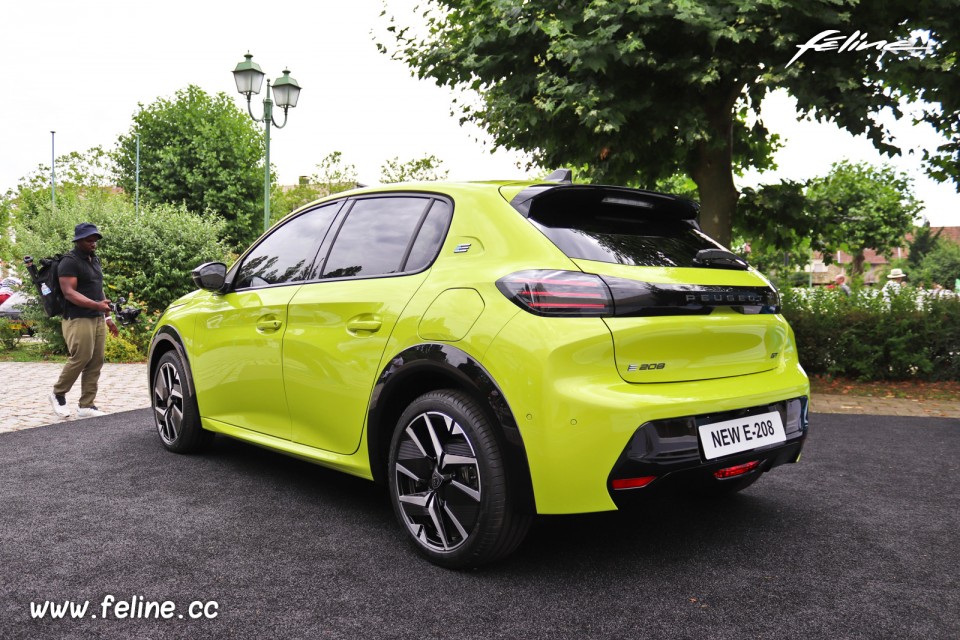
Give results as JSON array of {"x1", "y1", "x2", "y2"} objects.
[
  {"x1": 383, "y1": 1, "x2": 954, "y2": 246},
  {"x1": 653, "y1": 173, "x2": 700, "y2": 200},
  {"x1": 734, "y1": 180, "x2": 813, "y2": 275},
  {"x1": 114, "y1": 85, "x2": 264, "y2": 248},
  {"x1": 806, "y1": 161, "x2": 920, "y2": 275},
  {"x1": 2, "y1": 146, "x2": 117, "y2": 273},
  {"x1": 313, "y1": 151, "x2": 361, "y2": 194},
  {"x1": 907, "y1": 222, "x2": 943, "y2": 271},
  {"x1": 270, "y1": 151, "x2": 361, "y2": 224},
  {"x1": 915, "y1": 241, "x2": 960, "y2": 290},
  {"x1": 380, "y1": 155, "x2": 449, "y2": 183},
  {"x1": 3, "y1": 147, "x2": 115, "y2": 220}
]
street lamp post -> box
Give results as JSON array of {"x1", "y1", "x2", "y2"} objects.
[
  {"x1": 232, "y1": 52, "x2": 301, "y2": 233},
  {"x1": 51, "y1": 131, "x2": 56, "y2": 211}
]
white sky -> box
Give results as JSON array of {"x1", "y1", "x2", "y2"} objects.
[{"x1": 3, "y1": 0, "x2": 958, "y2": 226}]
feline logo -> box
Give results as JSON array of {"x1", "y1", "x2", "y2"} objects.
[{"x1": 786, "y1": 30, "x2": 933, "y2": 68}]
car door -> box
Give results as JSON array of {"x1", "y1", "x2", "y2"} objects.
[
  {"x1": 284, "y1": 195, "x2": 452, "y2": 454},
  {"x1": 190, "y1": 202, "x2": 342, "y2": 439}
]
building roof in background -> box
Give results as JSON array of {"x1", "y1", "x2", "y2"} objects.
[
  {"x1": 933, "y1": 226, "x2": 960, "y2": 245},
  {"x1": 812, "y1": 226, "x2": 959, "y2": 266}
]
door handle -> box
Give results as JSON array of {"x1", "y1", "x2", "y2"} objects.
[
  {"x1": 347, "y1": 316, "x2": 382, "y2": 334},
  {"x1": 257, "y1": 318, "x2": 283, "y2": 332}
]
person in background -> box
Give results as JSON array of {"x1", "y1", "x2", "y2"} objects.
[
  {"x1": 834, "y1": 273, "x2": 852, "y2": 296},
  {"x1": 883, "y1": 268, "x2": 908, "y2": 294},
  {"x1": 48, "y1": 223, "x2": 120, "y2": 419}
]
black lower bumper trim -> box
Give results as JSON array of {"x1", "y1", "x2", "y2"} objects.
[{"x1": 607, "y1": 397, "x2": 808, "y2": 508}]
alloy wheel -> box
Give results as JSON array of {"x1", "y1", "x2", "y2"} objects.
[
  {"x1": 154, "y1": 361, "x2": 184, "y2": 445},
  {"x1": 393, "y1": 410, "x2": 482, "y2": 552}
]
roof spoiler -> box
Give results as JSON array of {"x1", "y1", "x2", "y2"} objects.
[{"x1": 509, "y1": 184, "x2": 700, "y2": 224}]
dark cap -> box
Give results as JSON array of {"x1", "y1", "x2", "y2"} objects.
[{"x1": 72, "y1": 222, "x2": 102, "y2": 242}]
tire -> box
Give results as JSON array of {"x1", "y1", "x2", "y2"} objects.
[
  {"x1": 388, "y1": 390, "x2": 531, "y2": 569},
  {"x1": 152, "y1": 350, "x2": 212, "y2": 453}
]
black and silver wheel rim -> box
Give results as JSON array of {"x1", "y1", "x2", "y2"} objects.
[
  {"x1": 394, "y1": 411, "x2": 482, "y2": 553},
  {"x1": 153, "y1": 362, "x2": 184, "y2": 445}
]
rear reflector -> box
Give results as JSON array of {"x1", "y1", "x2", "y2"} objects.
[
  {"x1": 612, "y1": 476, "x2": 657, "y2": 490},
  {"x1": 714, "y1": 460, "x2": 760, "y2": 480}
]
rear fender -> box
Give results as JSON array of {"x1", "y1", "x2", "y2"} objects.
[{"x1": 367, "y1": 343, "x2": 536, "y2": 513}]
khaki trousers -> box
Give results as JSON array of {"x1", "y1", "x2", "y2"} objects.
[{"x1": 54, "y1": 316, "x2": 107, "y2": 408}]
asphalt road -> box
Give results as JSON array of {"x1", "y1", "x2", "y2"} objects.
[{"x1": 1, "y1": 410, "x2": 958, "y2": 640}]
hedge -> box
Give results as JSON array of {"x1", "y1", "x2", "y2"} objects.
[{"x1": 780, "y1": 286, "x2": 960, "y2": 382}]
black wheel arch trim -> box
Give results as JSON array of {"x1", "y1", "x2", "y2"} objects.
[
  {"x1": 368, "y1": 343, "x2": 537, "y2": 513},
  {"x1": 148, "y1": 326, "x2": 196, "y2": 400}
]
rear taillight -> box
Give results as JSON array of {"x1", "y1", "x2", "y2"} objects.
[
  {"x1": 497, "y1": 270, "x2": 780, "y2": 317},
  {"x1": 496, "y1": 270, "x2": 612, "y2": 317}
]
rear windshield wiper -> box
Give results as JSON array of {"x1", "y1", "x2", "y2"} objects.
[{"x1": 692, "y1": 249, "x2": 749, "y2": 270}]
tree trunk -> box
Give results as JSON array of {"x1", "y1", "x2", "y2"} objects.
[
  {"x1": 852, "y1": 251, "x2": 866, "y2": 276},
  {"x1": 689, "y1": 91, "x2": 741, "y2": 248},
  {"x1": 691, "y1": 145, "x2": 739, "y2": 247}
]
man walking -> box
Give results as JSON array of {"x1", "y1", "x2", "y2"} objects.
[{"x1": 48, "y1": 223, "x2": 120, "y2": 418}]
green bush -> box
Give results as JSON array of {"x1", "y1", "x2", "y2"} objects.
[
  {"x1": 20, "y1": 302, "x2": 68, "y2": 355},
  {"x1": 0, "y1": 318, "x2": 22, "y2": 350},
  {"x1": 14, "y1": 199, "x2": 230, "y2": 314},
  {"x1": 13, "y1": 196, "x2": 231, "y2": 359},
  {"x1": 781, "y1": 286, "x2": 960, "y2": 381},
  {"x1": 104, "y1": 332, "x2": 144, "y2": 363}
]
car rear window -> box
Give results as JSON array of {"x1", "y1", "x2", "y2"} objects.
[{"x1": 527, "y1": 204, "x2": 721, "y2": 268}]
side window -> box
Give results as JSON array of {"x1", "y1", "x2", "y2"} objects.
[
  {"x1": 235, "y1": 201, "x2": 342, "y2": 289},
  {"x1": 404, "y1": 201, "x2": 453, "y2": 271},
  {"x1": 322, "y1": 197, "x2": 434, "y2": 279}
]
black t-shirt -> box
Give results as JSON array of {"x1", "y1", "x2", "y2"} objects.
[{"x1": 58, "y1": 248, "x2": 105, "y2": 319}]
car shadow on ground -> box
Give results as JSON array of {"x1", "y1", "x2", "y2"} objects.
[{"x1": 184, "y1": 429, "x2": 804, "y2": 574}]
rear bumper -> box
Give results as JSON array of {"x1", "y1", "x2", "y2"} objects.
[
  {"x1": 481, "y1": 314, "x2": 811, "y2": 514},
  {"x1": 607, "y1": 397, "x2": 808, "y2": 508}
]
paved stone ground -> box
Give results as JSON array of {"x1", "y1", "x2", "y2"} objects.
[
  {"x1": 2, "y1": 362, "x2": 958, "y2": 434},
  {"x1": 1, "y1": 362, "x2": 149, "y2": 433}
]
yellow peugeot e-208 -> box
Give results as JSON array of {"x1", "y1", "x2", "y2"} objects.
[{"x1": 148, "y1": 175, "x2": 809, "y2": 568}]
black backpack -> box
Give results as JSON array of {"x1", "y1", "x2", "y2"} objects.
[{"x1": 24, "y1": 254, "x2": 67, "y2": 318}]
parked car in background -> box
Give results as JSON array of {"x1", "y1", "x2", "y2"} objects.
[
  {"x1": 0, "y1": 286, "x2": 32, "y2": 336},
  {"x1": 148, "y1": 174, "x2": 810, "y2": 568}
]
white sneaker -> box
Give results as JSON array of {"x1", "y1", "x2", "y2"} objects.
[
  {"x1": 76, "y1": 406, "x2": 106, "y2": 418},
  {"x1": 49, "y1": 393, "x2": 71, "y2": 418}
]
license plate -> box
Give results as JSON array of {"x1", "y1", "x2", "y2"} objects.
[{"x1": 698, "y1": 410, "x2": 786, "y2": 460}]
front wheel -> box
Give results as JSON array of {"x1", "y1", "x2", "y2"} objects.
[
  {"x1": 152, "y1": 350, "x2": 212, "y2": 453},
  {"x1": 388, "y1": 390, "x2": 531, "y2": 569}
]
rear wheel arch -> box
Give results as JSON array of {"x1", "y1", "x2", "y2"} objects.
[{"x1": 367, "y1": 343, "x2": 536, "y2": 514}]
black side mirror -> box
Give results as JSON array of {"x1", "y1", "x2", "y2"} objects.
[{"x1": 191, "y1": 262, "x2": 227, "y2": 291}]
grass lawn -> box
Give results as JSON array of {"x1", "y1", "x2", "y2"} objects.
[{"x1": 0, "y1": 340, "x2": 67, "y2": 363}]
